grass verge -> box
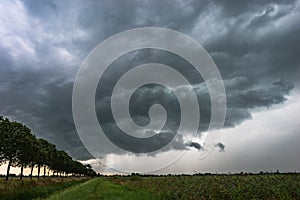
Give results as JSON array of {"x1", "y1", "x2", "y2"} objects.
[
  {"x1": 45, "y1": 178, "x2": 157, "y2": 200},
  {"x1": 0, "y1": 178, "x2": 89, "y2": 200}
]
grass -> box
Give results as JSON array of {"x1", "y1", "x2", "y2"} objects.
[
  {"x1": 44, "y1": 178, "x2": 157, "y2": 200},
  {"x1": 0, "y1": 178, "x2": 89, "y2": 200}
]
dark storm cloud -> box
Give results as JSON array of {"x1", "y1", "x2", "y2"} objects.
[
  {"x1": 0, "y1": 65, "x2": 92, "y2": 159},
  {"x1": 215, "y1": 143, "x2": 225, "y2": 152},
  {"x1": 211, "y1": 0, "x2": 296, "y2": 17},
  {"x1": 232, "y1": 79, "x2": 294, "y2": 109},
  {"x1": 188, "y1": 142, "x2": 202, "y2": 150},
  {"x1": 76, "y1": 0, "x2": 210, "y2": 40},
  {"x1": 0, "y1": 0, "x2": 299, "y2": 159},
  {"x1": 223, "y1": 78, "x2": 294, "y2": 126}
]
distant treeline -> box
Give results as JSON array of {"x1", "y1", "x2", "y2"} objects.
[
  {"x1": 105, "y1": 171, "x2": 300, "y2": 178},
  {"x1": 0, "y1": 116, "x2": 96, "y2": 181}
]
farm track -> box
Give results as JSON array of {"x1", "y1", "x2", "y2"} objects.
[{"x1": 44, "y1": 178, "x2": 156, "y2": 200}]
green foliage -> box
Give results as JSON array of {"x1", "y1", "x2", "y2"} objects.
[{"x1": 0, "y1": 115, "x2": 96, "y2": 180}]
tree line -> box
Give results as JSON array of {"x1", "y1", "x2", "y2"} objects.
[{"x1": 0, "y1": 116, "x2": 96, "y2": 181}]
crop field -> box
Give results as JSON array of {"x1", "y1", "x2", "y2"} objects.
[
  {"x1": 110, "y1": 174, "x2": 300, "y2": 200},
  {"x1": 1, "y1": 174, "x2": 300, "y2": 199}
]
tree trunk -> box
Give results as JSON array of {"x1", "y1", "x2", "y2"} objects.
[
  {"x1": 43, "y1": 166, "x2": 46, "y2": 179},
  {"x1": 20, "y1": 163, "x2": 24, "y2": 180},
  {"x1": 30, "y1": 165, "x2": 34, "y2": 179},
  {"x1": 37, "y1": 164, "x2": 40, "y2": 179},
  {"x1": 5, "y1": 158, "x2": 12, "y2": 181}
]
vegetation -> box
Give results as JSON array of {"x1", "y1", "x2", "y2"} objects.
[
  {"x1": 44, "y1": 178, "x2": 157, "y2": 200},
  {"x1": 2, "y1": 174, "x2": 299, "y2": 200},
  {"x1": 110, "y1": 173, "x2": 300, "y2": 200},
  {"x1": 2, "y1": 115, "x2": 299, "y2": 199},
  {"x1": 0, "y1": 178, "x2": 89, "y2": 200},
  {"x1": 0, "y1": 116, "x2": 96, "y2": 181}
]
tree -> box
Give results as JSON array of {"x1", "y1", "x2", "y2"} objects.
[
  {"x1": 85, "y1": 164, "x2": 96, "y2": 178},
  {"x1": 35, "y1": 139, "x2": 51, "y2": 179},
  {"x1": 1, "y1": 115, "x2": 98, "y2": 180},
  {"x1": 0, "y1": 117, "x2": 15, "y2": 181},
  {"x1": 48, "y1": 150, "x2": 70, "y2": 177},
  {"x1": 15, "y1": 126, "x2": 36, "y2": 180},
  {"x1": 57, "y1": 150, "x2": 72, "y2": 177},
  {"x1": 28, "y1": 138, "x2": 41, "y2": 179},
  {"x1": 0, "y1": 118, "x2": 22, "y2": 181},
  {"x1": 42, "y1": 141, "x2": 56, "y2": 179},
  {"x1": 71, "y1": 160, "x2": 87, "y2": 177},
  {"x1": 0, "y1": 116, "x2": 5, "y2": 163}
]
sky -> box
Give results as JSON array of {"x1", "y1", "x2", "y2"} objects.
[{"x1": 0, "y1": 0, "x2": 299, "y2": 175}]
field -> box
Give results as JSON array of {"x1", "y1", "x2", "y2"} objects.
[
  {"x1": 110, "y1": 174, "x2": 300, "y2": 199},
  {"x1": 1, "y1": 174, "x2": 300, "y2": 199},
  {"x1": 0, "y1": 178, "x2": 89, "y2": 200}
]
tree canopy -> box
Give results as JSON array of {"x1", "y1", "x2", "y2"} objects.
[{"x1": 0, "y1": 116, "x2": 96, "y2": 180}]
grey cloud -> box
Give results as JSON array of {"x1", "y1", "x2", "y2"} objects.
[
  {"x1": 211, "y1": 0, "x2": 297, "y2": 18},
  {"x1": 225, "y1": 108, "x2": 252, "y2": 127},
  {"x1": 98, "y1": 121, "x2": 188, "y2": 155},
  {"x1": 228, "y1": 79, "x2": 294, "y2": 109},
  {"x1": 223, "y1": 78, "x2": 294, "y2": 126}
]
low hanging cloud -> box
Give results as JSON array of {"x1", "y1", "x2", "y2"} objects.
[
  {"x1": 215, "y1": 143, "x2": 225, "y2": 152},
  {"x1": 188, "y1": 142, "x2": 202, "y2": 150}
]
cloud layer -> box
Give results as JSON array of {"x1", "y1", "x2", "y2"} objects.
[{"x1": 0, "y1": 0, "x2": 299, "y2": 160}]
